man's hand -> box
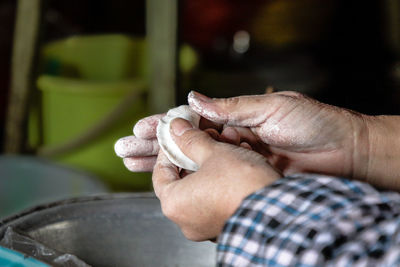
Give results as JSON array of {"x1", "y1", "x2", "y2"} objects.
[
  {"x1": 117, "y1": 91, "x2": 368, "y2": 178},
  {"x1": 116, "y1": 90, "x2": 400, "y2": 191},
  {"x1": 153, "y1": 118, "x2": 281, "y2": 241},
  {"x1": 187, "y1": 91, "x2": 370, "y2": 181}
]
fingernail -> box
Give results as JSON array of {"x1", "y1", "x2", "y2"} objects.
[
  {"x1": 171, "y1": 118, "x2": 193, "y2": 136},
  {"x1": 188, "y1": 91, "x2": 213, "y2": 103},
  {"x1": 114, "y1": 138, "x2": 126, "y2": 157}
]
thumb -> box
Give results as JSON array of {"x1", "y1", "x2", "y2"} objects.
[
  {"x1": 188, "y1": 91, "x2": 273, "y2": 127},
  {"x1": 170, "y1": 118, "x2": 215, "y2": 167}
]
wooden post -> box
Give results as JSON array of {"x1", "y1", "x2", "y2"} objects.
[
  {"x1": 4, "y1": 0, "x2": 43, "y2": 153},
  {"x1": 383, "y1": 0, "x2": 400, "y2": 56},
  {"x1": 146, "y1": 0, "x2": 178, "y2": 113}
]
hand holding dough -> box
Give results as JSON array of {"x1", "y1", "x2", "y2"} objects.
[{"x1": 156, "y1": 105, "x2": 200, "y2": 171}]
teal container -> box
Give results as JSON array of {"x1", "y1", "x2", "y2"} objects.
[
  {"x1": 0, "y1": 155, "x2": 108, "y2": 219},
  {"x1": 0, "y1": 246, "x2": 49, "y2": 267}
]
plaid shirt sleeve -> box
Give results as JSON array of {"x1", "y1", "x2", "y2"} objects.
[{"x1": 217, "y1": 174, "x2": 400, "y2": 266}]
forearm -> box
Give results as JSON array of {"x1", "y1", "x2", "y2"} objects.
[{"x1": 360, "y1": 115, "x2": 400, "y2": 190}]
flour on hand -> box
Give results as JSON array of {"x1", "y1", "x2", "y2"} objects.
[{"x1": 156, "y1": 105, "x2": 200, "y2": 171}]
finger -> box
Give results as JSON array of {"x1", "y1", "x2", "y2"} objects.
[
  {"x1": 123, "y1": 156, "x2": 157, "y2": 172},
  {"x1": 188, "y1": 91, "x2": 274, "y2": 127},
  {"x1": 170, "y1": 118, "x2": 216, "y2": 166},
  {"x1": 199, "y1": 117, "x2": 223, "y2": 132},
  {"x1": 229, "y1": 126, "x2": 259, "y2": 144},
  {"x1": 204, "y1": 128, "x2": 220, "y2": 141},
  {"x1": 114, "y1": 136, "x2": 159, "y2": 157},
  {"x1": 240, "y1": 142, "x2": 252, "y2": 150},
  {"x1": 152, "y1": 150, "x2": 180, "y2": 198},
  {"x1": 220, "y1": 127, "x2": 240, "y2": 145},
  {"x1": 219, "y1": 126, "x2": 261, "y2": 149},
  {"x1": 228, "y1": 127, "x2": 271, "y2": 157},
  {"x1": 133, "y1": 114, "x2": 165, "y2": 139}
]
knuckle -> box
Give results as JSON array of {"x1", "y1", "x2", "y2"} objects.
[
  {"x1": 278, "y1": 91, "x2": 305, "y2": 100},
  {"x1": 273, "y1": 91, "x2": 308, "y2": 107},
  {"x1": 151, "y1": 139, "x2": 160, "y2": 155},
  {"x1": 181, "y1": 228, "x2": 201, "y2": 241},
  {"x1": 221, "y1": 96, "x2": 240, "y2": 109},
  {"x1": 151, "y1": 178, "x2": 163, "y2": 199},
  {"x1": 182, "y1": 135, "x2": 197, "y2": 149},
  {"x1": 287, "y1": 91, "x2": 305, "y2": 98},
  {"x1": 160, "y1": 197, "x2": 178, "y2": 220},
  {"x1": 181, "y1": 131, "x2": 207, "y2": 149}
]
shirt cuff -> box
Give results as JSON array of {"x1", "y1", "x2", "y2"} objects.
[{"x1": 217, "y1": 174, "x2": 400, "y2": 266}]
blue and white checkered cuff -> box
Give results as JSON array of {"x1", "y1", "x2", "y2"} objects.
[{"x1": 217, "y1": 174, "x2": 400, "y2": 266}]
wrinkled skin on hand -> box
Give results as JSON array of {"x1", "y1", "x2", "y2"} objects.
[
  {"x1": 153, "y1": 118, "x2": 281, "y2": 241},
  {"x1": 116, "y1": 91, "x2": 369, "y2": 181},
  {"x1": 188, "y1": 91, "x2": 369, "y2": 179}
]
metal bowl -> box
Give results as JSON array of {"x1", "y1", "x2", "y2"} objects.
[{"x1": 0, "y1": 194, "x2": 216, "y2": 266}]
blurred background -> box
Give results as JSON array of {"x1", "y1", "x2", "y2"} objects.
[{"x1": 1, "y1": 0, "x2": 400, "y2": 216}]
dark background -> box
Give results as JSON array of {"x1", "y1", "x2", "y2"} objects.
[{"x1": 1, "y1": 0, "x2": 399, "y2": 152}]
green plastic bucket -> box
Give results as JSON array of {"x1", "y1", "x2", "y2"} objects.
[{"x1": 32, "y1": 35, "x2": 152, "y2": 191}]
